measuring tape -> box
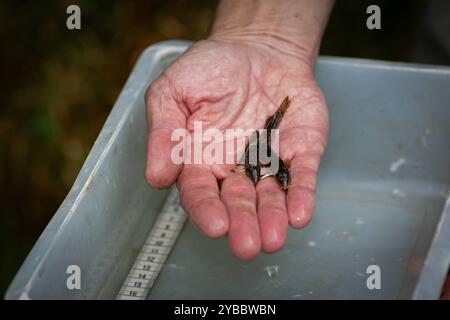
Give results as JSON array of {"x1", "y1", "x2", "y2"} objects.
[{"x1": 116, "y1": 188, "x2": 186, "y2": 300}]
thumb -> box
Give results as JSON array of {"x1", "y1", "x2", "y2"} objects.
[{"x1": 145, "y1": 75, "x2": 187, "y2": 189}]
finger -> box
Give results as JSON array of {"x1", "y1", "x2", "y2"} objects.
[
  {"x1": 286, "y1": 153, "x2": 322, "y2": 228},
  {"x1": 145, "y1": 75, "x2": 187, "y2": 189},
  {"x1": 221, "y1": 174, "x2": 261, "y2": 260},
  {"x1": 256, "y1": 177, "x2": 288, "y2": 253},
  {"x1": 177, "y1": 166, "x2": 229, "y2": 238}
]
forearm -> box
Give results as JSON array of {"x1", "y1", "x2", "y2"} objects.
[{"x1": 210, "y1": 0, "x2": 334, "y2": 66}]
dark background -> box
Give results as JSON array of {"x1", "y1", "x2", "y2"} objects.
[{"x1": 0, "y1": 0, "x2": 437, "y2": 296}]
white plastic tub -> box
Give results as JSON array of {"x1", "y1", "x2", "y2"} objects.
[{"x1": 6, "y1": 41, "x2": 450, "y2": 300}]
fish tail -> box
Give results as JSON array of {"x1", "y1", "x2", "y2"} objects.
[{"x1": 278, "y1": 96, "x2": 291, "y2": 114}]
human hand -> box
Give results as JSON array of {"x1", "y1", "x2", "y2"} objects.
[{"x1": 145, "y1": 38, "x2": 328, "y2": 260}]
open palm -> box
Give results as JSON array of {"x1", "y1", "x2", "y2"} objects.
[{"x1": 145, "y1": 39, "x2": 329, "y2": 260}]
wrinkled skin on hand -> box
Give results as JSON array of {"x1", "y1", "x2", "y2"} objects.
[{"x1": 145, "y1": 39, "x2": 329, "y2": 260}]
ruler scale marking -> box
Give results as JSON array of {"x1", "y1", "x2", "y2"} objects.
[{"x1": 116, "y1": 189, "x2": 186, "y2": 300}]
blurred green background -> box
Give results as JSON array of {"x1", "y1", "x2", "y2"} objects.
[{"x1": 0, "y1": 0, "x2": 434, "y2": 296}]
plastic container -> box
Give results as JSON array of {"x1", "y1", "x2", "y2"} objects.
[{"x1": 5, "y1": 40, "x2": 450, "y2": 300}]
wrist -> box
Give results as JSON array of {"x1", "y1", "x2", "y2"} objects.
[
  {"x1": 209, "y1": 0, "x2": 334, "y2": 69},
  {"x1": 209, "y1": 26, "x2": 317, "y2": 69}
]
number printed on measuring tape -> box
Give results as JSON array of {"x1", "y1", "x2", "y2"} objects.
[{"x1": 116, "y1": 189, "x2": 186, "y2": 300}]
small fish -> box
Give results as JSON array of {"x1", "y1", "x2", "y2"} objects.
[
  {"x1": 233, "y1": 96, "x2": 292, "y2": 190},
  {"x1": 275, "y1": 155, "x2": 290, "y2": 190},
  {"x1": 245, "y1": 131, "x2": 261, "y2": 184},
  {"x1": 233, "y1": 131, "x2": 260, "y2": 183},
  {"x1": 265, "y1": 96, "x2": 291, "y2": 131},
  {"x1": 267, "y1": 146, "x2": 290, "y2": 190},
  {"x1": 265, "y1": 96, "x2": 291, "y2": 152},
  {"x1": 265, "y1": 96, "x2": 291, "y2": 189}
]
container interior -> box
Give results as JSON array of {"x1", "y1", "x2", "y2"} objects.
[{"x1": 6, "y1": 42, "x2": 450, "y2": 300}]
